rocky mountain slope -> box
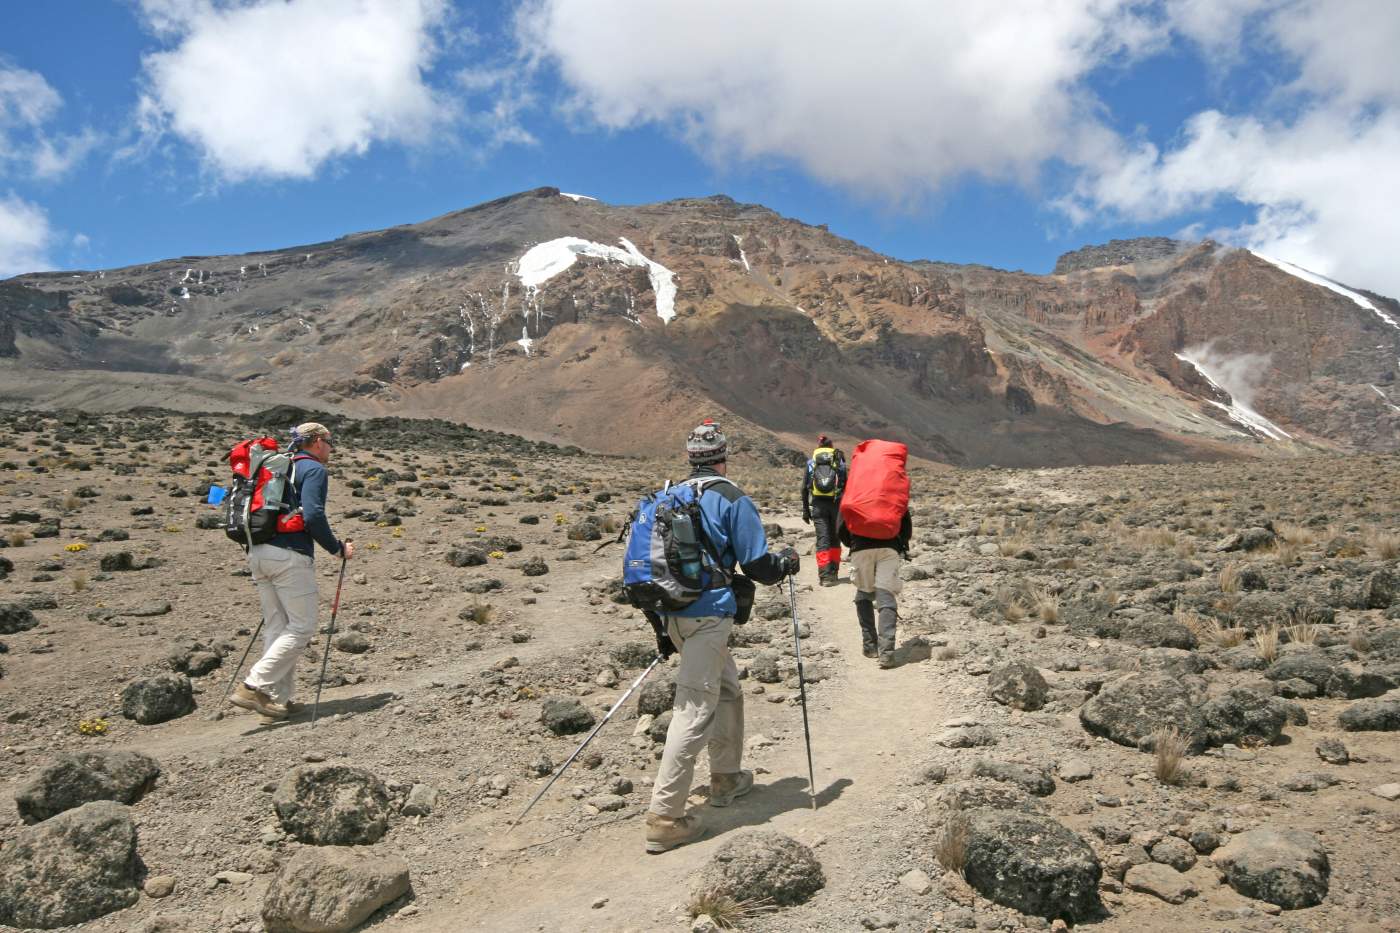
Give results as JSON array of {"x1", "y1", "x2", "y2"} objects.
[{"x1": 3, "y1": 188, "x2": 1398, "y2": 464}]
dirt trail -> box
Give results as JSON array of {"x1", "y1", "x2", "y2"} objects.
[{"x1": 416, "y1": 571, "x2": 955, "y2": 932}]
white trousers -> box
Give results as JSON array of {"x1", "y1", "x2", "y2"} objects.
[
  {"x1": 649, "y1": 615, "x2": 744, "y2": 818},
  {"x1": 245, "y1": 544, "x2": 320, "y2": 704}
]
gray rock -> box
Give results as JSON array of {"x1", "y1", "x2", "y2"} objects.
[
  {"x1": 401, "y1": 784, "x2": 437, "y2": 817},
  {"x1": 1214, "y1": 827, "x2": 1330, "y2": 909},
  {"x1": 1125, "y1": 862, "x2": 1198, "y2": 904},
  {"x1": 692, "y1": 831, "x2": 824, "y2": 907},
  {"x1": 1339, "y1": 692, "x2": 1400, "y2": 731},
  {"x1": 987, "y1": 661, "x2": 1049, "y2": 711},
  {"x1": 0, "y1": 603, "x2": 38, "y2": 635},
  {"x1": 15, "y1": 751, "x2": 160, "y2": 824},
  {"x1": 521, "y1": 556, "x2": 549, "y2": 577},
  {"x1": 143, "y1": 875, "x2": 176, "y2": 898},
  {"x1": 1058, "y1": 759, "x2": 1093, "y2": 782},
  {"x1": 750, "y1": 649, "x2": 782, "y2": 684},
  {"x1": 445, "y1": 546, "x2": 487, "y2": 567},
  {"x1": 1078, "y1": 672, "x2": 1207, "y2": 751},
  {"x1": 540, "y1": 697, "x2": 596, "y2": 735},
  {"x1": 1280, "y1": 771, "x2": 1340, "y2": 792},
  {"x1": 1266, "y1": 651, "x2": 1390, "y2": 699},
  {"x1": 1122, "y1": 616, "x2": 1197, "y2": 650},
  {"x1": 636, "y1": 673, "x2": 676, "y2": 716},
  {"x1": 334, "y1": 632, "x2": 370, "y2": 654},
  {"x1": 122, "y1": 601, "x2": 172, "y2": 618},
  {"x1": 120, "y1": 673, "x2": 195, "y2": 725},
  {"x1": 262, "y1": 847, "x2": 410, "y2": 933},
  {"x1": 1199, "y1": 688, "x2": 1289, "y2": 748},
  {"x1": 0, "y1": 801, "x2": 141, "y2": 928},
  {"x1": 273, "y1": 765, "x2": 392, "y2": 845},
  {"x1": 967, "y1": 759, "x2": 1055, "y2": 797},
  {"x1": 1361, "y1": 570, "x2": 1398, "y2": 609},
  {"x1": 1149, "y1": 836, "x2": 1197, "y2": 872},
  {"x1": 1372, "y1": 783, "x2": 1400, "y2": 801},
  {"x1": 647, "y1": 710, "x2": 673, "y2": 744},
  {"x1": 961, "y1": 810, "x2": 1101, "y2": 922},
  {"x1": 587, "y1": 794, "x2": 626, "y2": 812},
  {"x1": 930, "y1": 779, "x2": 1044, "y2": 814},
  {"x1": 1218, "y1": 527, "x2": 1276, "y2": 552},
  {"x1": 934, "y1": 726, "x2": 998, "y2": 749}
]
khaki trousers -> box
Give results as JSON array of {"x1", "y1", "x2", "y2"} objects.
[
  {"x1": 649, "y1": 615, "x2": 744, "y2": 818},
  {"x1": 245, "y1": 544, "x2": 320, "y2": 704}
]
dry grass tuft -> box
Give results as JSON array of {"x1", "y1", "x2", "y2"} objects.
[
  {"x1": 1176, "y1": 606, "x2": 1245, "y2": 648},
  {"x1": 1348, "y1": 626, "x2": 1371, "y2": 654},
  {"x1": 1272, "y1": 540, "x2": 1300, "y2": 566},
  {"x1": 60, "y1": 492, "x2": 83, "y2": 512},
  {"x1": 465, "y1": 600, "x2": 495, "y2": 625},
  {"x1": 936, "y1": 645, "x2": 960, "y2": 662},
  {"x1": 1275, "y1": 522, "x2": 1317, "y2": 546},
  {"x1": 1219, "y1": 562, "x2": 1243, "y2": 593},
  {"x1": 5, "y1": 530, "x2": 28, "y2": 548},
  {"x1": 1254, "y1": 624, "x2": 1281, "y2": 663},
  {"x1": 997, "y1": 587, "x2": 1029, "y2": 623},
  {"x1": 934, "y1": 812, "x2": 972, "y2": 875},
  {"x1": 1366, "y1": 529, "x2": 1400, "y2": 560},
  {"x1": 1152, "y1": 726, "x2": 1191, "y2": 785},
  {"x1": 1284, "y1": 621, "x2": 1319, "y2": 646},
  {"x1": 686, "y1": 890, "x2": 775, "y2": 930},
  {"x1": 1029, "y1": 587, "x2": 1059, "y2": 624},
  {"x1": 70, "y1": 572, "x2": 88, "y2": 592}
]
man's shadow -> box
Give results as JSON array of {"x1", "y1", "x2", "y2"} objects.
[
  {"x1": 242, "y1": 691, "x2": 394, "y2": 734},
  {"x1": 703, "y1": 776, "x2": 853, "y2": 834}
]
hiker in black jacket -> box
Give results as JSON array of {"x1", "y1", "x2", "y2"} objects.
[{"x1": 837, "y1": 507, "x2": 911, "y2": 668}]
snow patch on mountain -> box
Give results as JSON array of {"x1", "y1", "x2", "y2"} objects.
[
  {"x1": 1251, "y1": 251, "x2": 1400, "y2": 331},
  {"x1": 1176, "y1": 350, "x2": 1292, "y2": 441},
  {"x1": 559, "y1": 192, "x2": 596, "y2": 202},
  {"x1": 515, "y1": 236, "x2": 677, "y2": 323}
]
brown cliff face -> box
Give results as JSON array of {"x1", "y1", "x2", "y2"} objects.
[{"x1": 2, "y1": 194, "x2": 1394, "y2": 463}]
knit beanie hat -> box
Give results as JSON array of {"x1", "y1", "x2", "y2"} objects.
[{"x1": 686, "y1": 419, "x2": 728, "y2": 465}]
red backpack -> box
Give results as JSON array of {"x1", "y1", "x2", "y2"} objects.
[
  {"x1": 839, "y1": 440, "x2": 909, "y2": 538},
  {"x1": 223, "y1": 438, "x2": 309, "y2": 548}
]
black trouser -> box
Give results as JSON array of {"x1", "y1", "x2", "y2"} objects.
[{"x1": 811, "y1": 498, "x2": 840, "y2": 578}]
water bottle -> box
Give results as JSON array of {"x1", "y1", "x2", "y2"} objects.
[{"x1": 671, "y1": 510, "x2": 703, "y2": 581}]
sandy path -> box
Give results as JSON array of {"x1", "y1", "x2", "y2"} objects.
[{"x1": 416, "y1": 570, "x2": 954, "y2": 932}]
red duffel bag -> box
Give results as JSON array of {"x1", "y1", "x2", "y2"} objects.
[{"x1": 839, "y1": 439, "x2": 909, "y2": 538}]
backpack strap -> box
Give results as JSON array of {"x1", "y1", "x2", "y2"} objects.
[{"x1": 681, "y1": 477, "x2": 736, "y2": 585}]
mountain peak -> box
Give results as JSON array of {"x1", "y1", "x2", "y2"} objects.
[{"x1": 1053, "y1": 236, "x2": 1192, "y2": 275}]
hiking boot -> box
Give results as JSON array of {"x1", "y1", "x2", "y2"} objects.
[
  {"x1": 645, "y1": 812, "x2": 706, "y2": 853},
  {"x1": 862, "y1": 642, "x2": 878, "y2": 659},
  {"x1": 259, "y1": 700, "x2": 303, "y2": 724},
  {"x1": 819, "y1": 574, "x2": 839, "y2": 587},
  {"x1": 878, "y1": 653, "x2": 897, "y2": 669},
  {"x1": 708, "y1": 770, "x2": 755, "y2": 807},
  {"x1": 230, "y1": 683, "x2": 289, "y2": 719}
]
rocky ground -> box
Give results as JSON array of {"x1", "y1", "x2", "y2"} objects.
[{"x1": 1, "y1": 407, "x2": 1399, "y2": 932}]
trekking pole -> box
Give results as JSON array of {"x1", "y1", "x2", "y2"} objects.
[
  {"x1": 509, "y1": 653, "x2": 664, "y2": 831},
  {"x1": 220, "y1": 617, "x2": 265, "y2": 705},
  {"x1": 310, "y1": 549, "x2": 350, "y2": 727},
  {"x1": 787, "y1": 576, "x2": 818, "y2": 810}
]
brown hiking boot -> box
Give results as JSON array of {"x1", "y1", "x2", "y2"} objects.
[
  {"x1": 230, "y1": 683, "x2": 289, "y2": 719},
  {"x1": 645, "y1": 812, "x2": 705, "y2": 853},
  {"x1": 708, "y1": 770, "x2": 755, "y2": 808},
  {"x1": 259, "y1": 701, "x2": 303, "y2": 724}
]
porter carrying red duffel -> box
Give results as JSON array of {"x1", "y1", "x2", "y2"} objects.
[{"x1": 839, "y1": 439, "x2": 909, "y2": 539}]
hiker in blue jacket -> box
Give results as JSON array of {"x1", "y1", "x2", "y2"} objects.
[
  {"x1": 230, "y1": 422, "x2": 353, "y2": 721},
  {"x1": 645, "y1": 420, "x2": 799, "y2": 854}
]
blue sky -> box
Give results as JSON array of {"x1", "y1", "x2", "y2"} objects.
[{"x1": 2, "y1": 1, "x2": 1397, "y2": 296}]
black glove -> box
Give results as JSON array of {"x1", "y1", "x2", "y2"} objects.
[
  {"x1": 645, "y1": 611, "x2": 676, "y2": 659},
  {"x1": 801, "y1": 509, "x2": 811, "y2": 525},
  {"x1": 655, "y1": 630, "x2": 677, "y2": 660},
  {"x1": 779, "y1": 546, "x2": 801, "y2": 577}
]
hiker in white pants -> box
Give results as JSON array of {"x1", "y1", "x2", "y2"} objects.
[{"x1": 230, "y1": 422, "x2": 353, "y2": 720}]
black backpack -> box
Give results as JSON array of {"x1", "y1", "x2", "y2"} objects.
[{"x1": 811, "y1": 450, "x2": 841, "y2": 496}]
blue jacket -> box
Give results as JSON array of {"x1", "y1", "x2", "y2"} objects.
[
  {"x1": 675, "y1": 467, "x2": 786, "y2": 617},
  {"x1": 269, "y1": 455, "x2": 343, "y2": 558}
]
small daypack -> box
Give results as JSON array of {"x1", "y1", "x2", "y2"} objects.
[
  {"x1": 811, "y1": 447, "x2": 842, "y2": 497},
  {"x1": 622, "y1": 477, "x2": 732, "y2": 613},
  {"x1": 839, "y1": 439, "x2": 909, "y2": 539},
  {"x1": 223, "y1": 438, "x2": 309, "y2": 549}
]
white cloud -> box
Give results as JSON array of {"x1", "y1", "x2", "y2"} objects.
[
  {"x1": 0, "y1": 194, "x2": 54, "y2": 277},
  {"x1": 0, "y1": 61, "x2": 96, "y2": 181},
  {"x1": 1069, "y1": 1, "x2": 1400, "y2": 297},
  {"x1": 137, "y1": 0, "x2": 452, "y2": 180},
  {"x1": 516, "y1": 0, "x2": 1166, "y2": 201}
]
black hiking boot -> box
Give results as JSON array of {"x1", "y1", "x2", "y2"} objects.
[{"x1": 855, "y1": 600, "x2": 878, "y2": 658}]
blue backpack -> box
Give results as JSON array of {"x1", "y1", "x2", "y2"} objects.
[{"x1": 622, "y1": 478, "x2": 732, "y2": 613}]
